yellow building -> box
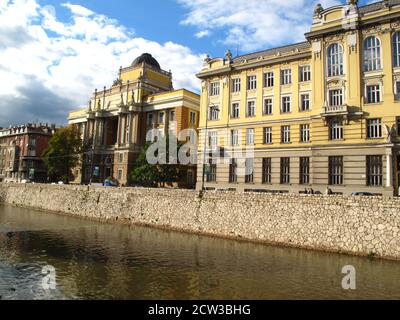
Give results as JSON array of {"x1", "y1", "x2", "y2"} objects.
[
  {"x1": 68, "y1": 53, "x2": 200, "y2": 187},
  {"x1": 197, "y1": 0, "x2": 400, "y2": 196}
]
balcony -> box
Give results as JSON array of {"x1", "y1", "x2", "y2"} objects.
[{"x1": 322, "y1": 104, "x2": 348, "y2": 115}]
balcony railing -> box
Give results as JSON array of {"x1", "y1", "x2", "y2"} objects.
[{"x1": 323, "y1": 105, "x2": 348, "y2": 114}]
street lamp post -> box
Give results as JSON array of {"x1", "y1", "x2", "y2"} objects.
[{"x1": 201, "y1": 102, "x2": 219, "y2": 191}]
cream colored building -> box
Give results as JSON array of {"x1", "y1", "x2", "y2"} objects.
[
  {"x1": 197, "y1": 0, "x2": 400, "y2": 196},
  {"x1": 68, "y1": 53, "x2": 199, "y2": 187}
]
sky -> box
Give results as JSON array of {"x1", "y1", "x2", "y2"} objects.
[{"x1": 0, "y1": 0, "x2": 373, "y2": 127}]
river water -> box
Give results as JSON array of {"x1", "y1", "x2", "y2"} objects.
[{"x1": 0, "y1": 204, "x2": 399, "y2": 300}]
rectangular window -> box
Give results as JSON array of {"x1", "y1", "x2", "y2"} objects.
[
  {"x1": 119, "y1": 153, "x2": 124, "y2": 163},
  {"x1": 247, "y1": 100, "x2": 256, "y2": 117},
  {"x1": 210, "y1": 82, "x2": 220, "y2": 96},
  {"x1": 147, "y1": 113, "x2": 153, "y2": 127},
  {"x1": 395, "y1": 81, "x2": 400, "y2": 101},
  {"x1": 247, "y1": 75, "x2": 257, "y2": 90},
  {"x1": 232, "y1": 78, "x2": 241, "y2": 93},
  {"x1": 366, "y1": 85, "x2": 381, "y2": 104},
  {"x1": 367, "y1": 155, "x2": 383, "y2": 186},
  {"x1": 208, "y1": 105, "x2": 219, "y2": 121},
  {"x1": 281, "y1": 96, "x2": 291, "y2": 113},
  {"x1": 329, "y1": 120, "x2": 343, "y2": 140},
  {"x1": 300, "y1": 124, "x2": 310, "y2": 142},
  {"x1": 231, "y1": 102, "x2": 240, "y2": 119},
  {"x1": 231, "y1": 130, "x2": 240, "y2": 146},
  {"x1": 208, "y1": 131, "x2": 218, "y2": 149},
  {"x1": 229, "y1": 159, "x2": 237, "y2": 183},
  {"x1": 207, "y1": 163, "x2": 217, "y2": 182},
  {"x1": 281, "y1": 126, "x2": 290, "y2": 144},
  {"x1": 281, "y1": 69, "x2": 292, "y2": 85},
  {"x1": 246, "y1": 128, "x2": 255, "y2": 145},
  {"x1": 367, "y1": 118, "x2": 382, "y2": 138},
  {"x1": 262, "y1": 158, "x2": 272, "y2": 184},
  {"x1": 299, "y1": 157, "x2": 310, "y2": 185},
  {"x1": 329, "y1": 89, "x2": 343, "y2": 107},
  {"x1": 300, "y1": 93, "x2": 310, "y2": 111},
  {"x1": 28, "y1": 148, "x2": 36, "y2": 157},
  {"x1": 170, "y1": 111, "x2": 176, "y2": 122},
  {"x1": 158, "y1": 112, "x2": 165, "y2": 124},
  {"x1": 29, "y1": 138, "x2": 37, "y2": 146},
  {"x1": 117, "y1": 169, "x2": 123, "y2": 180},
  {"x1": 245, "y1": 158, "x2": 254, "y2": 183},
  {"x1": 300, "y1": 65, "x2": 311, "y2": 82},
  {"x1": 263, "y1": 98, "x2": 273, "y2": 115},
  {"x1": 280, "y1": 157, "x2": 290, "y2": 184},
  {"x1": 189, "y1": 112, "x2": 196, "y2": 124},
  {"x1": 329, "y1": 156, "x2": 343, "y2": 185},
  {"x1": 263, "y1": 127, "x2": 272, "y2": 144},
  {"x1": 264, "y1": 72, "x2": 274, "y2": 87}
]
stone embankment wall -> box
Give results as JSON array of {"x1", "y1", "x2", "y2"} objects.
[{"x1": 0, "y1": 183, "x2": 399, "y2": 260}]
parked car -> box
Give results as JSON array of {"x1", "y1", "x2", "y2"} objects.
[
  {"x1": 351, "y1": 192, "x2": 375, "y2": 197},
  {"x1": 104, "y1": 179, "x2": 118, "y2": 187}
]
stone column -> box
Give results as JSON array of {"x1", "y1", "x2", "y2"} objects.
[
  {"x1": 387, "y1": 152, "x2": 393, "y2": 188},
  {"x1": 116, "y1": 115, "x2": 122, "y2": 146},
  {"x1": 127, "y1": 113, "x2": 132, "y2": 145}
]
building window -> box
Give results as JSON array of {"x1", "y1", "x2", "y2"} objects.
[
  {"x1": 231, "y1": 130, "x2": 240, "y2": 146},
  {"x1": 247, "y1": 100, "x2": 256, "y2": 117},
  {"x1": 395, "y1": 81, "x2": 400, "y2": 101},
  {"x1": 280, "y1": 157, "x2": 290, "y2": 184},
  {"x1": 245, "y1": 158, "x2": 254, "y2": 183},
  {"x1": 232, "y1": 78, "x2": 241, "y2": 93},
  {"x1": 367, "y1": 155, "x2": 383, "y2": 186},
  {"x1": 329, "y1": 89, "x2": 343, "y2": 106},
  {"x1": 264, "y1": 72, "x2": 274, "y2": 87},
  {"x1": 263, "y1": 127, "x2": 272, "y2": 144},
  {"x1": 158, "y1": 112, "x2": 165, "y2": 124},
  {"x1": 300, "y1": 157, "x2": 310, "y2": 185},
  {"x1": 300, "y1": 93, "x2": 310, "y2": 111},
  {"x1": 364, "y1": 36, "x2": 382, "y2": 72},
  {"x1": 190, "y1": 112, "x2": 196, "y2": 124},
  {"x1": 300, "y1": 65, "x2": 311, "y2": 82},
  {"x1": 300, "y1": 124, "x2": 310, "y2": 142},
  {"x1": 397, "y1": 117, "x2": 400, "y2": 136},
  {"x1": 246, "y1": 128, "x2": 254, "y2": 145},
  {"x1": 210, "y1": 82, "x2": 220, "y2": 96},
  {"x1": 247, "y1": 75, "x2": 257, "y2": 90},
  {"x1": 28, "y1": 148, "x2": 36, "y2": 157},
  {"x1": 170, "y1": 111, "x2": 176, "y2": 122},
  {"x1": 329, "y1": 156, "x2": 343, "y2": 185},
  {"x1": 147, "y1": 113, "x2": 153, "y2": 127},
  {"x1": 281, "y1": 96, "x2": 291, "y2": 113},
  {"x1": 366, "y1": 85, "x2": 381, "y2": 104},
  {"x1": 263, "y1": 98, "x2": 273, "y2": 115},
  {"x1": 393, "y1": 32, "x2": 400, "y2": 67},
  {"x1": 327, "y1": 43, "x2": 344, "y2": 77},
  {"x1": 208, "y1": 105, "x2": 219, "y2": 121},
  {"x1": 207, "y1": 163, "x2": 217, "y2": 182},
  {"x1": 231, "y1": 102, "x2": 240, "y2": 119},
  {"x1": 229, "y1": 159, "x2": 237, "y2": 183},
  {"x1": 281, "y1": 69, "x2": 292, "y2": 85},
  {"x1": 119, "y1": 153, "x2": 124, "y2": 163},
  {"x1": 329, "y1": 120, "x2": 343, "y2": 140},
  {"x1": 262, "y1": 158, "x2": 272, "y2": 184},
  {"x1": 281, "y1": 125, "x2": 290, "y2": 144},
  {"x1": 367, "y1": 118, "x2": 382, "y2": 138},
  {"x1": 117, "y1": 169, "x2": 123, "y2": 180},
  {"x1": 29, "y1": 138, "x2": 37, "y2": 146},
  {"x1": 208, "y1": 131, "x2": 218, "y2": 149}
]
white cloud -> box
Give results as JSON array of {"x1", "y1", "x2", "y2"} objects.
[
  {"x1": 195, "y1": 30, "x2": 210, "y2": 38},
  {"x1": 0, "y1": 0, "x2": 205, "y2": 127},
  {"x1": 178, "y1": 0, "x2": 343, "y2": 52}
]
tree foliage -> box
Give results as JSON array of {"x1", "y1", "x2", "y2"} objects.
[{"x1": 42, "y1": 126, "x2": 83, "y2": 182}]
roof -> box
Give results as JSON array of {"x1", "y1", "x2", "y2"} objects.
[
  {"x1": 132, "y1": 53, "x2": 161, "y2": 70},
  {"x1": 233, "y1": 41, "x2": 311, "y2": 64},
  {"x1": 359, "y1": 0, "x2": 400, "y2": 14}
]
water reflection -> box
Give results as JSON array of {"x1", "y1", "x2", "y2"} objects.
[{"x1": 0, "y1": 204, "x2": 399, "y2": 300}]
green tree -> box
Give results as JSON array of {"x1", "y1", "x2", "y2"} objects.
[{"x1": 42, "y1": 126, "x2": 83, "y2": 183}]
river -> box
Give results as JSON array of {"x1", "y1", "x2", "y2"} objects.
[{"x1": 0, "y1": 204, "x2": 399, "y2": 300}]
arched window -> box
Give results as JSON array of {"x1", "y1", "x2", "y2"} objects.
[
  {"x1": 393, "y1": 32, "x2": 400, "y2": 67},
  {"x1": 327, "y1": 44, "x2": 344, "y2": 77},
  {"x1": 364, "y1": 36, "x2": 381, "y2": 71}
]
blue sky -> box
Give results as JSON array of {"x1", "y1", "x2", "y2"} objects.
[{"x1": 0, "y1": 0, "x2": 375, "y2": 126}]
